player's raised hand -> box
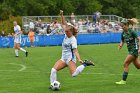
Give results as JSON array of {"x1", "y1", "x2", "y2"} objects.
[{"x1": 60, "y1": 10, "x2": 63, "y2": 15}]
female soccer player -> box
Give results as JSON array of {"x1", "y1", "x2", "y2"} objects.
[
  {"x1": 49, "y1": 10, "x2": 94, "y2": 89},
  {"x1": 13, "y1": 21, "x2": 28, "y2": 57},
  {"x1": 116, "y1": 18, "x2": 140, "y2": 84}
]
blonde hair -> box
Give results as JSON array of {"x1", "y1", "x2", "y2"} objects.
[
  {"x1": 128, "y1": 18, "x2": 139, "y2": 25},
  {"x1": 127, "y1": 18, "x2": 139, "y2": 30},
  {"x1": 72, "y1": 27, "x2": 78, "y2": 37},
  {"x1": 13, "y1": 21, "x2": 17, "y2": 24},
  {"x1": 67, "y1": 23, "x2": 78, "y2": 37}
]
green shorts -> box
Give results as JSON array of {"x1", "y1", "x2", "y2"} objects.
[{"x1": 128, "y1": 49, "x2": 138, "y2": 58}]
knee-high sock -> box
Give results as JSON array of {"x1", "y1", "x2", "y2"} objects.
[
  {"x1": 20, "y1": 48, "x2": 26, "y2": 52},
  {"x1": 15, "y1": 49, "x2": 18, "y2": 56},
  {"x1": 50, "y1": 68, "x2": 57, "y2": 84},
  {"x1": 72, "y1": 65, "x2": 85, "y2": 77},
  {"x1": 122, "y1": 71, "x2": 128, "y2": 81}
]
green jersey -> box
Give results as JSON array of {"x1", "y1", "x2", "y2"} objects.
[{"x1": 121, "y1": 29, "x2": 139, "y2": 51}]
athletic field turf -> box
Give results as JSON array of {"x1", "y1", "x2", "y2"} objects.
[{"x1": 0, "y1": 44, "x2": 140, "y2": 93}]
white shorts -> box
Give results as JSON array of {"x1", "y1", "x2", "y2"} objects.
[
  {"x1": 14, "y1": 38, "x2": 21, "y2": 43},
  {"x1": 14, "y1": 35, "x2": 21, "y2": 43},
  {"x1": 61, "y1": 56, "x2": 76, "y2": 65}
]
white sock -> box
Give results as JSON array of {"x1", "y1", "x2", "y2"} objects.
[
  {"x1": 20, "y1": 48, "x2": 26, "y2": 53},
  {"x1": 50, "y1": 68, "x2": 57, "y2": 84},
  {"x1": 15, "y1": 49, "x2": 18, "y2": 56},
  {"x1": 72, "y1": 65, "x2": 85, "y2": 77}
]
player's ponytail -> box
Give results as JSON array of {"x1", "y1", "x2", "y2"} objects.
[
  {"x1": 121, "y1": 18, "x2": 139, "y2": 25},
  {"x1": 121, "y1": 18, "x2": 139, "y2": 30},
  {"x1": 128, "y1": 18, "x2": 139, "y2": 25},
  {"x1": 72, "y1": 27, "x2": 78, "y2": 37},
  {"x1": 67, "y1": 22, "x2": 78, "y2": 37}
]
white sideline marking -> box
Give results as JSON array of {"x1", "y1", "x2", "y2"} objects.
[{"x1": 9, "y1": 63, "x2": 26, "y2": 71}]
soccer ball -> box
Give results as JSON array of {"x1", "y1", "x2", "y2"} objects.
[{"x1": 50, "y1": 81, "x2": 61, "y2": 91}]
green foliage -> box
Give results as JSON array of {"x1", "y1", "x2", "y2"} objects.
[
  {"x1": 0, "y1": 16, "x2": 22, "y2": 34},
  {"x1": 99, "y1": 0, "x2": 140, "y2": 18},
  {"x1": 0, "y1": 2, "x2": 12, "y2": 20},
  {"x1": 0, "y1": 0, "x2": 140, "y2": 19},
  {"x1": 72, "y1": 0, "x2": 102, "y2": 15},
  {"x1": 47, "y1": 0, "x2": 75, "y2": 15}
]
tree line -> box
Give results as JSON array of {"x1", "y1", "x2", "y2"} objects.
[{"x1": 0, "y1": 0, "x2": 140, "y2": 20}]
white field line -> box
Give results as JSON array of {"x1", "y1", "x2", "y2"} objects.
[
  {"x1": 0, "y1": 69, "x2": 139, "y2": 76},
  {"x1": 9, "y1": 63, "x2": 26, "y2": 71}
]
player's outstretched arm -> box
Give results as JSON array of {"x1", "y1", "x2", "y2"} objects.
[
  {"x1": 118, "y1": 41, "x2": 124, "y2": 50},
  {"x1": 60, "y1": 10, "x2": 66, "y2": 26},
  {"x1": 73, "y1": 48, "x2": 83, "y2": 63}
]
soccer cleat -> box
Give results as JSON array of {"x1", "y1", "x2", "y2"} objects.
[
  {"x1": 25, "y1": 51, "x2": 28, "y2": 57},
  {"x1": 115, "y1": 80, "x2": 126, "y2": 85},
  {"x1": 48, "y1": 86, "x2": 52, "y2": 90},
  {"x1": 83, "y1": 60, "x2": 95, "y2": 66},
  {"x1": 15, "y1": 56, "x2": 19, "y2": 57},
  {"x1": 48, "y1": 86, "x2": 53, "y2": 90}
]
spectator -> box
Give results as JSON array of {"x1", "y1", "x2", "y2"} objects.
[
  {"x1": 28, "y1": 29, "x2": 35, "y2": 47},
  {"x1": 8, "y1": 33, "x2": 12, "y2": 37},
  {"x1": 78, "y1": 19, "x2": 83, "y2": 33},
  {"x1": 108, "y1": 24, "x2": 115, "y2": 32},
  {"x1": 1, "y1": 31, "x2": 6, "y2": 37},
  {"x1": 29, "y1": 21, "x2": 35, "y2": 30},
  {"x1": 49, "y1": 19, "x2": 63, "y2": 35},
  {"x1": 94, "y1": 24, "x2": 100, "y2": 33},
  {"x1": 38, "y1": 19, "x2": 42, "y2": 27},
  {"x1": 71, "y1": 12, "x2": 76, "y2": 24},
  {"x1": 96, "y1": 11, "x2": 101, "y2": 23},
  {"x1": 92, "y1": 13, "x2": 97, "y2": 25},
  {"x1": 11, "y1": 33, "x2": 15, "y2": 36}
]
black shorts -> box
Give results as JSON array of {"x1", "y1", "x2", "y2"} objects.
[{"x1": 128, "y1": 49, "x2": 138, "y2": 58}]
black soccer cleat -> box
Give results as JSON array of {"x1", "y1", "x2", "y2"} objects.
[
  {"x1": 48, "y1": 86, "x2": 52, "y2": 90},
  {"x1": 15, "y1": 56, "x2": 19, "y2": 57},
  {"x1": 48, "y1": 86, "x2": 54, "y2": 90},
  {"x1": 25, "y1": 51, "x2": 28, "y2": 57},
  {"x1": 83, "y1": 60, "x2": 95, "y2": 66}
]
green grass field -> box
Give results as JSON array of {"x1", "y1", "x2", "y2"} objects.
[{"x1": 0, "y1": 44, "x2": 140, "y2": 93}]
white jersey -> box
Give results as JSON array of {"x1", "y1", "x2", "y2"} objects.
[
  {"x1": 61, "y1": 35, "x2": 77, "y2": 64},
  {"x1": 14, "y1": 25, "x2": 21, "y2": 43}
]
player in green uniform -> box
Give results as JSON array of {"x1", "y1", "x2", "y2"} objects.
[{"x1": 116, "y1": 18, "x2": 140, "y2": 84}]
